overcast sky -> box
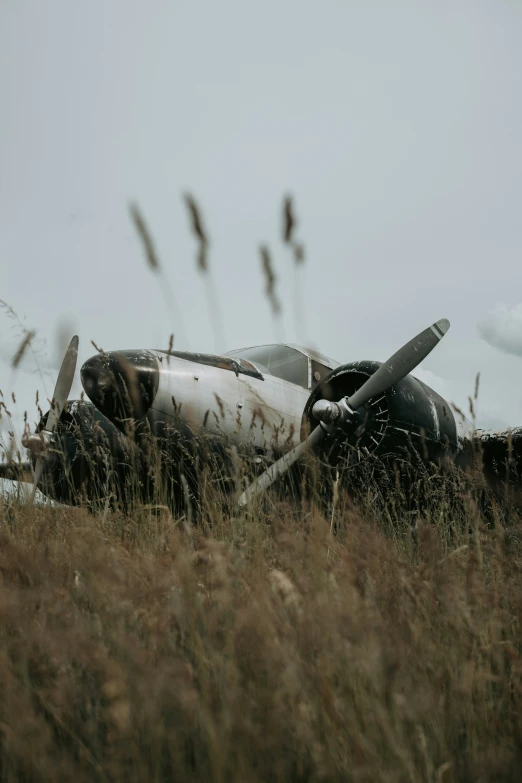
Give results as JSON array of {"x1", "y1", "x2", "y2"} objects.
[{"x1": 1, "y1": 0, "x2": 522, "y2": 450}]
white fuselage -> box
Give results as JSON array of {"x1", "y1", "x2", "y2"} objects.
[{"x1": 148, "y1": 352, "x2": 311, "y2": 457}]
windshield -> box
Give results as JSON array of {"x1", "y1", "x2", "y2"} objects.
[{"x1": 225, "y1": 345, "x2": 309, "y2": 389}]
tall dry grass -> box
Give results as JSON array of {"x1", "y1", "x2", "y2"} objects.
[{"x1": 1, "y1": 472, "x2": 522, "y2": 782}]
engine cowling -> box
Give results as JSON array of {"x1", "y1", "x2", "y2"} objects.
[
  {"x1": 302, "y1": 360, "x2": 467, "y2": 469},
  {"x1": 33, "y1": 400, "x2": 136, "y2": 506}
]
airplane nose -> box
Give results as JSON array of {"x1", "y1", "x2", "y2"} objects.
[{"x1": 81, "y1": 350, "x2": 160, "y2": 424}]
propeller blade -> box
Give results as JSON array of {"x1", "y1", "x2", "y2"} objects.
[
  {"x1": 237, "y1": 424, "x2": 326, "y2": 507},
  {"x1": 31, "y1": 456, "x2": 46, "y2": 501},
  {"x1": 45, "y1": 335, "x2": 79, "y2": 433},
  {"x1": 347, "y1": 319, "x2": 449, "y2": 411},
  {"x1": 22, "y1": 335, "x2": 79, "y2": 502},
  {"x1": 238, "y1": 318, "x2": 450, "y2": 508}
]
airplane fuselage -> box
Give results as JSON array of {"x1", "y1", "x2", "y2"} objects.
[{"x1": 27, "y1": 341, "x2": 478, "y2": 508}]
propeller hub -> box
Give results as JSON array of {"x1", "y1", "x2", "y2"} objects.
[
  {"x1": 312, "y1": 399, "x2": 340, "y2": 425},
  {"x1": 22, "y1": 431, "x2": 53, "y2": 457},
  {"x1": 312, "y1": 398, "x2": 358, "y2": 430}
]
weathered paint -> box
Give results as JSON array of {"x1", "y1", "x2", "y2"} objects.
[{"x1": 148, "y1": 351, "x2": 308, "y2": 457}]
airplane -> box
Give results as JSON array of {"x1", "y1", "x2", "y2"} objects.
[{"x1": 1, "y1": 317, "x2": 521, "y2": 514}]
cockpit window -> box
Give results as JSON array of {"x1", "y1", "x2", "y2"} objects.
[{"x1": 225, "y1": 345, "x2": 309, "y2": 389}]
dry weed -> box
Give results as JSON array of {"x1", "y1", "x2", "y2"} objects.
[{"x1": 0, "y1": 479, "x2": 521, "y2": 782}]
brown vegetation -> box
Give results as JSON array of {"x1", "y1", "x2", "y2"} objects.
[{"x1": 1, "y1": 476, "x2": 522, "y2": 782}]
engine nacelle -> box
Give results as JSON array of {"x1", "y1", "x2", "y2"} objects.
[
  {"x1": 302, "y1": 360, "x2": 473, "y2": 469},
  {"x1": 34, "y1": 400, "x2": 136, "y2": 506}
]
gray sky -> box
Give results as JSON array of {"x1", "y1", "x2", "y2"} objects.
[{"x1": 1, "y1": 0, "x2": 522, "y2": 448}]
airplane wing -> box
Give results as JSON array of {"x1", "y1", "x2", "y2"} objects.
[{"x1": 0, "y1": 461, "x2": 33, "y2": 482}]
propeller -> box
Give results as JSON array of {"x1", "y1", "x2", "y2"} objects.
[
  {"x1": 22, "y1": 335, "x2": 79, "y2": 500},
  {"x1": 237, "y1": 318, "x2": 450, "y2": 508}
]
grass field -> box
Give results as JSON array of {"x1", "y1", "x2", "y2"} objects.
[{"x1": 1, "y1": 467, "x2": 522, "y2": 783}]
